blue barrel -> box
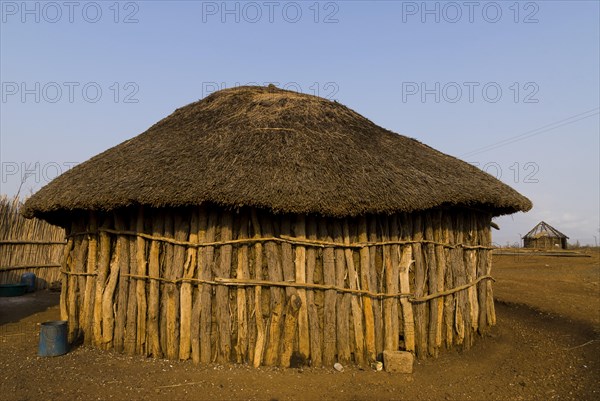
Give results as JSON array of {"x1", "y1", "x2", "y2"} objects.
[
  {"x1": 38, "y1": 321, "x2": 68, "y2": 357},
  {"x1": 20, "y1": 272, "x2": 36, "y2": 293}
]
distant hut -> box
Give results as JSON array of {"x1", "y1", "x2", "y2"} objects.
[
  {"x1": 22, "y1": 86, "x2": 532, "y2": 367},
  {"x1": 523, "y1": 221, "x2": 568, "y2": 249}
]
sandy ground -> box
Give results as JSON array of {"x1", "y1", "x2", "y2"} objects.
[{"x1": 1, "y1": 251, "x2": 599, "y2": 401}]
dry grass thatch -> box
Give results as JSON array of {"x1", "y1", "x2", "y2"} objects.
[
  {"x1": 22, "y1": 85, "x2": 532, "y2": 225},
  {"x1": 0, "y1": 195, "x2": 65, "y2": 289}
]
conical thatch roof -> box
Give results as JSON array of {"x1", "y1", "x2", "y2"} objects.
[
  {"x1": 522, "y1": 221, "x2": 568, "y2": 239},
  {"x1": 22, "y1": 85, "x2": 531, "y2": 224}
]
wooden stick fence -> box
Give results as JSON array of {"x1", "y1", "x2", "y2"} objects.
[
  {"x1": 0, "y1": 196, "x2": 65, "y2": 289},
  {"x1": 59, "y1": 206, "x2": 497, "y2": 366}
]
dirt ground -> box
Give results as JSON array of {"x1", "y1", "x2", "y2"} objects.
[{"x1": 1, "y1": 251, "x2": 599, "y2": 401}]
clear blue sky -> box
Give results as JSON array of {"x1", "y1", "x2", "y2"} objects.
[{"x1": 1, "y1": 0, "x2": 599, "y2": 245}]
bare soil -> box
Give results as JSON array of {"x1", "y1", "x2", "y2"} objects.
[{"x1": 1, "y1": 251, "x2": 599, "y2": 401}]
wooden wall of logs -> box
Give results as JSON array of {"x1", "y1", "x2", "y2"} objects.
[{"x1": 61, "y1": 206, "x2": 496, "y2": 366}]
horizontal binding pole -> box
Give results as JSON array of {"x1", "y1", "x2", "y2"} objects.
[
  {"x1": 119, "y1": 273, "x2": 495, "y2": 302},
  {"x1": 68, "y1": 229, "x2": 495, "y2": 251},
  {"x1": 410, "y1": 275, "x2": 495, "y2": 303},
  {"x1": 60, "y1": 270, "x2": 98, "y2": 277},
  {"x1": 1, "y1": 264, "x2": 62, "y2": 272},
  {"x1": 0, "y1": 240, "x2": 66, "y2": 245}
]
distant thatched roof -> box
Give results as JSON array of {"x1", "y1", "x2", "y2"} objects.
[
  {"x1": 523, "y1": 221, "x2": 568, "y2": 239},
  {"x1": 23, "y1": 85, "x2": 531, "y2": 223}
]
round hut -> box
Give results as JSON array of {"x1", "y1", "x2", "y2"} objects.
[
  {"x1": 523, "y1": 221, "x2": 568, "y2": 249},
  {"x1": 22, "y1": 85, "x2": 532, "y2": 367}
]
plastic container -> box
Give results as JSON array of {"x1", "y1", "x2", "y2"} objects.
[
  {"x1": 20, "y1": 272, "x2": 36, "y2": 293},
  {"x1": 38, "y1": 321, "x2": 69, "y2": 357},
  {"x1": 0, "y1": 283, "x2": 28, "y2": 297}
]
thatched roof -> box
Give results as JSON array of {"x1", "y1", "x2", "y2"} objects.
[
  {"x1": 22, "y1": 85, "x2": 531, "y2": 223},
  {"x1": 523, "y1": 221, "x2": 568, "y2": 239}
]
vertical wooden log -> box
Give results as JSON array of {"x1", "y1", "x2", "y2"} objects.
[
  {"x1": 333, "y1": 221, "x2": 350, "y2": 363},
  {"x1": 75, "y1": 222, "x2": 89, "y2": 341},
  {"x1": 433, "y1": 211, "x2": 446, "y2": 352},
  {"x1": 476, "y1": 215, "x2": 489, "y2": 334},
  {"x1": 101, "y1": 215, "x2": 122, "y2": 349},
  {"x1": 82, "y1": 213, "x2": 97, "y2": 345},
  {"x1": 382, "y1": 219, "x2": 395, "y2": 352},
  {"x1": 245, "y1": 211, "x2": 257, "y2": 365},
  {"x1": 305, "y1": 216, "x2": 322, "y2": 367},
  {"x1": 368, "y1": 217, "x2": 384, "y2": 358},
  {"x1": 60, "y1": 237, "x2": 74, "y2": 322},
  {"x1": 343, "y1": 220, "x2": 365, "y2": 365},
  {"x1": 112, "y1": 214, "x2": 130, "y2": 352},
  {"x1": 485, "y1": 216, "x2": 496, "y2": 326},
  {"x1": 135, "y1": 208, "x2": 147, "y2": 355},
  {"x1": 280, "y1": 217, "x2": 296, "y2": 298},
  {"x1": 398, "y1": 213, "x2": 415, "y2": 353},
  {"x1": 412, "y1": 213, "x2": 428, "y2": 359},
  {"x1": 442, "y1": 213, "x2": 455, "y2": 348},
  {"x1": 281, "y1": 294, "x2": 302, "y2": 367},
  {"x1": 318, "y1": 220, "x2": 337, "y2": 367},
  {"x1": 191, "y1": 207, "x2": 208, "y2": 364},
  {"x1": 250, "y1": 210, "x2": 266, "y2": 367},
  {"x1": 147, "y1": 214, "x2": 164, "y2": 358},
  {"x1": 235, "y1": 213, "x2": 250, "y2": 363},
  {"x1": 180, "y1": 209, "x2": 199, "y2": 360},
  {"x1": 160, "y1": 214, "x2": 174, "y2": 355},
  {"x1": 453, "y1": 213, "x2": 467, "y2": 346},
  {"x1": 464, "y1": 213, "x2": 478, "y2": 337},
  {"x1": 199, "y1": 210, "x2": 217, "y2": 364},
  {"x1": 358, "y1": 216, "x2": 376, "y2": 363},
  {"x1": 263, "y1": 216, "x2": 285, "y2": 366},
  {"x1": 398, "y1": 245, "x2": 415, "y2": 352},
  {"x1": 388, "y1": 216, "x2": 401, "y2": 352},
  {"x1": 279, "y1": 216, "x2": 296, "y2": 364},
  {"x1": 93, "y1": 219, "x2": 112, "y2": 347},
  {"x1": 124, "y1": 214, "x2": 138, "y2": 355},
  {"x1": 294, "y1": 215, "x2": 310, "y2": 361},
  {"x1": 70, "y1": 219, "x2": 88, "y2": 343},
  {"x1": 424, "y1": 212, "x2": 438, "y2": 357},
  {"x1": 215, "y1": 211, "x2": 233, "y2": 363},
  {"x1": 164, "y1": 213, "x2": 189, "y2": 359}
]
